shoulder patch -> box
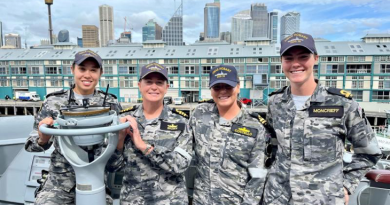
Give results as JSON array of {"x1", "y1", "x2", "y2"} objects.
[
  {"x1": 268, "y1": 86, "x2": 287, "y2": 97},
  {"x1": 249, "y1": 112, "x2": 268, "y2": 126},
  {"x1": 120, "y1": 105, "x2": 138, "y2": 114},
  {"x1": 327, "y1": 87, "x2": 353, "y2": 99},
  {"x1": 172, "y1": 108, "x2": 189, "y2": 119},
  {"x1": 46, "y1": 89, "x2": 67, "y2": 98},
  {"x1": 98, "y1": 90, "x2": 117, "y2": 99},
  {"x1": 198, "y1": 99, "x2": 214, "y2": 104}
]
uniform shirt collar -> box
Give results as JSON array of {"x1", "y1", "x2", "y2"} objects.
[{"x1": 282, "y1": 79, "x2": 326, "y2": 103}]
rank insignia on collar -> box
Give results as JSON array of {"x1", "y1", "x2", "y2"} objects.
[{"x1": 231, "y1": 124, "x2": 257, "y2": 137}]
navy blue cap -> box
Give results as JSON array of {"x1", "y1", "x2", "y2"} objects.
[
  {"x1": 74, "y1": 50, "x2": 103, "y2": 68},
  {"x1": 280, "y1": 32, "x2": 317, "y2": 56},
  {"x1": 209, "y1": 65, "x2": 239, "y2": 88},
  {"x1": 139, "y1": 62, "x2": 168, "y2": 81}
]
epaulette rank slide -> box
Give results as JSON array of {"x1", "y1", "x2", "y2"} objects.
[
  {"x1": 268, "y1": 86, "x2": 287, "y2": 96},
  {"x1": 327, "y1": 87, "x2": 353, "y2": 99},
  {"x1": 120, "y1": 105, "x2": 137, "y2": 114},
  {"x1": 172, "y1": 108, "x2": 189, "y2": 119}
]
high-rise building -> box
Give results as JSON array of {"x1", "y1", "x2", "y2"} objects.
[
  {"x1": 0, "y1": 21, "x2": 3, "y2": 46},
  {"x1": 204, "y1": 0, "x2": 220, "y2": 40},
  {"x1": 121, "y1": 32, "x2": 132, "y2": 42},
  {"x1": 77, "y1": 37, "x2": 83, "y2": 47},
  {"x1": 280, "y1": 12, "x2": 300, "y2": 41},
  {"x1": 220, "y1": 31, "x2": 231, "y2": 44},
  {"x1": 251, "y1": 3, "x2": 268, "y2": 38},
  {"x1": 82, "y1": 25, "x2": 99, "y2": 48},
  {"x1": 231, "y1": 10, "x2": 253, "y2": 44},
  {"x1": 268, "y1": 11, "x2": 278, "y2": 44},
  {"x1": 142, "y1": 19, "x2": 162, "y2": 42},
  {"x1": 99, "y1": 4, "x2": 114, "y2": 47},
  {"x1": 162, "y1": 0, "x2": 183, "y2": 46},
  {"x1": 4, "y1": 33, "x2": 21, "y2": 48}
]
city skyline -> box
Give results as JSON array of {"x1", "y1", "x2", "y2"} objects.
[{"x1": 0, "y1": 0, "x2": 389, "y2": 47}]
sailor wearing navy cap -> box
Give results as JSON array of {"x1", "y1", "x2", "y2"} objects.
[
  {"x1": 107, "y1": 62, "x2": 192, "y2": 205},
  {"x1": 189, "y1": 65, "x2": 271, "y2": 204},
  {"x1": 262, "y1": 32, "x2": 382, "y2": 205}
]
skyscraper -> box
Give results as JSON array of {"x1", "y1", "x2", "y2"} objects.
[
  {"x1": 268, "y1": 11, "x2": 278, "y2": 43},
  {"x1": 99, "y1": 4, "x2": 114, "y2": 47},
  {"x1": 77, "y1": 37, "x2": 83, "y2": 47},
  {"x1": 280, "y1": 12, "x2": 300, "y2": 41},
  {"x1": 204, "y1": 0, "x2": 220, "y2": 40},
  {"x1": 251, "y1": 3, "x2": 268, "y2": 38},
  {"x1": 162, "y1": 0, "x2": 183, "y2": 46},
  {"x1": 4, "y1": 33, "x2": 21, "y2": 48},
  {"x1": 231, "y1": 10, "x2": 253, "y2": 44},
  {"x1": 82, "y1": 25, "x2": 99, "y2": 48},
  {"x1": 142, "y1": 19, "x2": 162, "y2": 42}
]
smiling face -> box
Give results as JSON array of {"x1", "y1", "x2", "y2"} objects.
[
  {"x1": 72, "y1": 58, "x2": 102, "y2": 95},
  {"x1": 211, "y1": 83, "x2": 240, "y2": 109},
  {"x1": 138, "y1": 72, "x2": 169, "y2": 103},
  {"x1": 282, "y1": 46, "x2": 319, "y2": 87}
]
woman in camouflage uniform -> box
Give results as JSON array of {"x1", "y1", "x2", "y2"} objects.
[
  {"x1": 106, "y1": 63, "x2": 192, "y2": 205},
  {"x1": 25, "y1": 50, "x2": 119, "y2": 205}
]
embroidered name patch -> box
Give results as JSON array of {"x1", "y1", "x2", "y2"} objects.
[
  {"x1": 160, "y1": 121, "x2": 185, "y2": 131},
  {"x1": 309, "y1": 106, "x2": 344, "y2": 118},
  {"x1": 231, "y1": 124, "x2": 258, "y2": 137}
]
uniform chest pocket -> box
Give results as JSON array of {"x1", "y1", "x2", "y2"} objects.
[
  {"x1": 223, "y1": 131, "x2": 256, "y2": 167},
  {"x1": 303, "y1": 117, "x2": 342, "y2": 162},
  {"x1": 155, "y1": 129, "x2": 181, "y2": 149}
]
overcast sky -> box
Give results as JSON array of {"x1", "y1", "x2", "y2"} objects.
[{"x1": 1, "y1": 0, "x2": 390, "y2": 47}]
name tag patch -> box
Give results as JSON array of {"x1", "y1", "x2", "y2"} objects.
[
  {"x1": 309, "y1": 106, "x2": 344, "y2": 118},
  {"x1": 160, "y1": 121, "x2": 185, "y2": 131},
  {"x1": 231, "y1": 124, "x2": 258, "y2": 137}
]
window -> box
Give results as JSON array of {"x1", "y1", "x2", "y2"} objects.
[
  {"x1": 169, "y1": 66, "x2": 179, "y2": 74},
  {"x1": 202, "y1": 66, "x2": 211, "y2": 74},
  {"x1": 11, "y1": 67, "x2": 18, "y2": 74},
  {"x1": 206, "y1": 59, "x2": 217, "y2": 63},
  {"x1": 185, "y1": 66, "x2": 195, "y2": 74},
  {"x1": 49, "y1": 76, "x2": 61, "y2": 87},
  {"x1": 326, "y1": 65, "x2": 339, "y2": 74},
  {"x1": 46, "y1": 67, "x2": 59, "y2": 74},
  {"x1": 258, "y1": 65, "x2": 268, "y2": 74},
  {"x1": 118, "y1": 66, "x2": 128, "y2": 74},
  {"x1": 346, "y1": 64, "x2": 371, "y2": 73},
  {"x1": 325, "y1": 76, "x2": 337, "y2": 87},
  {"x1": 271, "y1": 65, "x2": 282, "y2": 73},
  {"x1": 247, "y1": 65, "x2": 257, "y2": 73},
  {"x1": 103, "y1": 66, "x2": 113, "y2": 74},
  {"x1": 0, "y1": 67, "x2": 6, "y2": 74},
  {"x1": 351, "y1": 76, "x2": 364, "y2": 89},
  {"x1": 63, "y1": 66, "x2": 72, "y2": 75},
  {"x1": 201, "y1": 76, "x2": 209, "y2": 88},
  {"x1": 379, "y1": 76, "x2": 390, "y2": 89},
  {"x1": 31, "y1": 67, "x2": 40, "y2": 74},
  {"x1": 271, "y1": 76, "x2": 288, "y2": 88},
  {"x1": 381, "y1": 64, "x2": 390, "y2": 73},
  {"x1": 350, "y1": 90, "x2": 363, "y2": 101},
  {"x1": 375, "y1": 56, "x2": 390, "y2": 62},
  {"x1": 30, "y1": 76, "x2": 44, "y2": 87},
  {"x1": 372, "y1": 91, "x2": 390, "y2": 100},
  {"x1": 20, "y1": 67, "x2": 27, "y2": 74},
  {"x1": 0, "y1": 76, "x2": 8, "y2": 86}
]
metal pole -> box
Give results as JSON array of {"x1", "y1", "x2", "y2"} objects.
[{"x1": 48, "y1": 4, "x2": 53, "y2": 44}]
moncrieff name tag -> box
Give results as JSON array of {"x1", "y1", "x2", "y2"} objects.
[
  {"x1": 231, "y1": 124, "x2": 258, "y2": 137},
  {"x1": 309, "y1": 106, "x2": 344, "y2": 118},
  {"x1": 160, "y1": 121, "x2": 185, "y2": 131}
]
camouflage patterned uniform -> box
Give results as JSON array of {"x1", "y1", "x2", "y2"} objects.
[
  {"x1": 262, "y1": 83, "x2": 382, "y2": 205},
  {"x1": 25, "y1": 89, "x2": 119, "y2": 205},
  {"x1": 189, "y1": 102, "x2": 268, "y2": 205},
  {"x1": 106, "y1": 104, "x2": 192, "y2": 205}
]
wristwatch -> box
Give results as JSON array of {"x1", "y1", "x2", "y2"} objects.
[{"x1": 143, "y1": 144, "x2": 153, "y2": 155}]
